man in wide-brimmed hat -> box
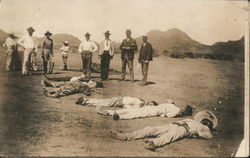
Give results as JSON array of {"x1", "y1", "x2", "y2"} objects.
[
  {"x1": 110, "y1": 110, "x2": 217, "y2": 151},
  {"x1": 138, "y1": 35, "x2": 153, "y2": 86},
  {"x1": 17, "y1": 27, "x2": 38, "y2": 75},
  {"x1": 78, "y1": 32, "x2": 98, "y2": 79},
  {"x1": 98, "y1": 30, "x2": 115, "y2": 80},
  {"x1": 2, "y1": 32, "x2": 18, "y2": 71},
  {"x1": 119, "y1": 29, "x2": 137, "y2": 82},
  {"x1": 42, "y1": 31, "x2": 54, "y2": 74}
]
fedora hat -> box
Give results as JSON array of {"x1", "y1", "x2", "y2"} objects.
[
  {"x1": 85, "y1": 32, "x2": 91, "y2": 37},
  {"x1": 142, "y1": 35, "x2": 147, "y2": 39},
  {"x1": 194, "y1": 110, "x2": 218, "y2": 130},
  {"x1": 104, "y1": 31, "x2": 111, "y2": 35},
  {"x1": 44, "y1": 31, "x2": 52, "y2": 36},
  {"x1": 27, "y1": 27, "x2": 35, "y2": 32}
]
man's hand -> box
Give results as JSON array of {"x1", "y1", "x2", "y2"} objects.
[{"x1": 145, "y1": 60, "x2": 149, "y2": 63}]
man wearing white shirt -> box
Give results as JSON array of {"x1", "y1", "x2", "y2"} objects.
[
  {"x1": 17, "y1": 27, "x2": 38, "y2": 75},
  {"x1": 78, "y1": 32, "x2": 98, "y2": 79},
  {"x1": 2, "y1": 32, "x2": 18, "y2": 71},
  {"x1": 98, "y1": 31, "x2": 115, "y2": 80}
]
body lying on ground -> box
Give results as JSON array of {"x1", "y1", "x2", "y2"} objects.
[
  {"x1": 75, "y1": 96, "x2": 145, "y2": 108},
  {"x1": 96, "y1": 101, "x2": 195, "y2": 120},
  {"x1": 41, "y1": 76, "x2": 99, "y2": 98},
  {"x1": 110, "y1": 110, "x2": 218, "y2": 151}
]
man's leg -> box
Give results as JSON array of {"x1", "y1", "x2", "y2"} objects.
[
  {"x1": 100, "y1": 54, "x2": 105, "y2": 80},
  {"x1": 142, "y1": 61, "x2": 149, "y2": 84},
  {"x1": 43, "y1": 53, "x2": 48, "y2": 74},
  {"x1": 121, "y1": 58, "x2": 127, "y2": 80},
  {"x1": 6, "y1": 49, "x2": 13, "y2": 71},
  {"x1": 81, "y1": 53, "x2": 86, "y2": 73},
  {"x1": 110, "y1": 125, "x2": 171, "y2": 141},
  {"x1": 86, "y1": 53, "x2": 92, "y2": 79},
  {"x1": 105, "y1": 54, "x2": 111, "y2": 80},
  {"x1": 145, "y1": 125, "x2": 188, "y2": 149},
  {"x1": 48, "y1": 54, "x2": 54, "y2": 74},
  {"x1": 31, "y1": 51, "x2": 38, "y2": 71},
  {"x1": 22, "y1": 50, "x2": 31, "y2": 75},
  {"x1": 127, "y1": 59, "x2": 134, "y2": 82}
]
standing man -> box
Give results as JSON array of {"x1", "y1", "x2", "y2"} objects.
[
  {"x1": 42, "y1": 31, "x2": 54, "y2": 74},
  {"x1": 17, "y1": 27, "x2": 38, "y2": 76},
  {"x1": 98, "y1": 31, "x2": 115, "y2": 80},
  {"x1": 2, "y1": 32, "x2": 18, "y2": 71},
  {"x1": 78, "y1": 33, "x2": 98, "y2": 79},
  {"x1": 138, "y1": 36, "x2": 153, "y2": 86},
  {"x1": 120, "y1": 29, "x2": 137, "y2": 82}
]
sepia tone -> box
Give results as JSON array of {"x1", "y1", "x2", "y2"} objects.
[{"x1": 0, "y1": 0, "x2": 249, "y2": 157}]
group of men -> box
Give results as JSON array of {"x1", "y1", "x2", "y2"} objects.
[{"x1": 3, "y1": 27, "x2": 153, "y2": 86}]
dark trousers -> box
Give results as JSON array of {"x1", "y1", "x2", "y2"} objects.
[
  {"x1": 141, "y1": 60, "x2": 149, "y2": 84},
  {"x1": 81, "y1": 51, "x2": 92, "y2": 78},
  {"x1": 121, "y1": 54, "x2": 134, "y2": 81},
  {"x1": 100, "y1": 51, "x2": 111, "y2": 80}
]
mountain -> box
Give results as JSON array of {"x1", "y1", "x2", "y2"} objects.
[
  {"x1": 37, "y1": 34, "x2": 81, "y2": 49},
  {"x1": 211, "y1": 37, "x2": 244, "y2": 61},
  {"x1": 0, "y1": 29, "x2": 8, "y2": 44},
  {"x1": 135, "y1": 28, "x2": 213, "y2": 55}
]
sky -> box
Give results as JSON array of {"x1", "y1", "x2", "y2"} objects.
[{"x1": 0, "y1": 0, "x2": 247, "y2": 45}]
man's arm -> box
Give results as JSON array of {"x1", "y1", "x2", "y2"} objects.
[
  {"x1": 78, "y1": 42, "x2": 82, "y2": 53},
  {"x1": 51, "y1": 40, "x2": 54, "y2": 55},
  {"x1": 17, "y1": 37, "x2": 25, "y2": 48}
]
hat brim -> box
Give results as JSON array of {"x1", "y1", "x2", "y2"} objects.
[{"x1": 45, "y1": 33, "x2": 52, "y2": 36}]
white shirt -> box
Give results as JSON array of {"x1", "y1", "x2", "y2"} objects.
[
  {"x1": 3, "y1": 37, "x2": 17, "y2": 50},
  {"x1": 61, "y1": 46, "x2": 69, "y2": 55},
  {"x1": 78, "y1": 39, "x2": 98, "y2": 53},
  {"x1": 17, "y1": 35, "x2": 38, "y2": 52},
  {"x1": 104, "y1": 39, "x2": 111, "y2": 51},
  {"x1": 122, "y1": 96, "x2": 145, "y2": 108}
]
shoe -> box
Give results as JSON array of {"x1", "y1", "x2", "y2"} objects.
[
  {"x1": 96, "y1": 107, "x2": 109, "y2": 115},
  {"x1": 110, "y1": 129, "x2": 127, "y2": 141},
  {"x1": 144, "y1": 140, "x2": 157, "y2": 151},
  {"x1": 113, "y1": 112, "x2": 120, "y2": 120}
]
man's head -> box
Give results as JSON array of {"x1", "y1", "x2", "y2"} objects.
[
  {"x1": 142, "y1": 36, "x2": 148, "y2": 43},
  {"x1": 181, "y1": 105, "x2": 195, "y2": 116},
  {"x1": 9, "y1": 32, "x2": 16, "y2": 39},
  {"x1": 126, "y1": 29, "x2": 132, "y2": 38},
  {"x1": 146, "y1": 100, "x2": 159, "y2": 106},
  {"x1": 104, "y1": 31, "x2": 111, "y2": 40},
  {"x1": 85, "y1": 32, "x2": 91, "y2": 40},
  {"x1": 201, "y1": 119, "x2": 213, "y2": 131},
  {"x1": 27, "y1": 27, "x2": 35, "y2": 36},
  {"x1": 194, "y1": 110, "x2": 218, "y2": 130},
  {"x1": 44, "y1": 31, "x2": 52, "y2": 38}
]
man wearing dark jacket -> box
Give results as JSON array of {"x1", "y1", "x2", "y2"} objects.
[
  {"x1": 120, "y1": 29, "x2": 137, "y2": 82},
  {"x1": 138, "y1": 36, "x2": 153, "y2": 86}
]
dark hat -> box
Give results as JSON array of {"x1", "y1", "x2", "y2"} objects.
[
  {"x1": 142, "y1": 35, "x2": 147, "y2": 39},
  {"x1": 44, "y1": 31, "x2": 52, "y2": 36},
  {"x1": 104, "y1": 30, "x2": 111, "y2": 35},
  {"x1": 182, "y1": 105, "x2": 195, "y2": 116},
  {"x1": 126, "y1": 29, "x2": 132, "y2": 34},
  {"x1": 27, "y1": 27, "x2": 35, "y2": 32},
  {"x1": 8, "y1": 32, "x2": 17, "y2": 38},
  {"x1": 85, "y1": 32, "x2": 91, "y2": 37}
]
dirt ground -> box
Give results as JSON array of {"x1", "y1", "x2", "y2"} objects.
[{"x1": 0, "y1": 47, "x2": 244, "y2": 156}]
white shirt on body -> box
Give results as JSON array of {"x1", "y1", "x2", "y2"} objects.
[
  {"x1": 78, "y1": 39, "x2": 98, "y2": 53},
  {"x1": 17, "y1": 35, "x2": 38, "y2": 52}
]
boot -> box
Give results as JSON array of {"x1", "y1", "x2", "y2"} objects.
[
  {"x1": 49, "y1": 62, "x2": 54, "y2": 74},
  {"x1": 63, "y1": 65, "x2": 67, "y2": 71}
]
